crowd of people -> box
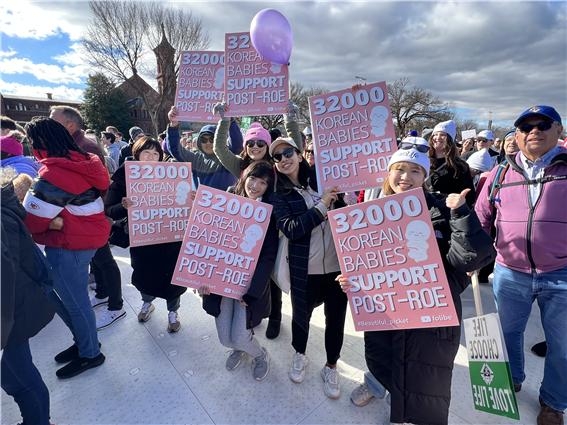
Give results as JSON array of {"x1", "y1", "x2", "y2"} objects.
[{"x1": 1, "y1": 102, "x2": 566, "y2": 425}]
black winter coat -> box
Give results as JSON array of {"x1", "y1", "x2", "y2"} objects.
[
  {"x1": 365, "y1": 192, "x2": 495, "y2": 425},
  {"x1": 1, "y1": 183, "x2": 56, "y2": 349},
  {"x1": 202, "y1": 214, "x2": 278, "y2": 329},
  {"x1": 105, "y1": 164, "x2": 187, "y2": 300}
]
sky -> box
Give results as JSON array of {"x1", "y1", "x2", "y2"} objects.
[{"x1": 1, "y1": 0, "x2": 566, "y2": 128}]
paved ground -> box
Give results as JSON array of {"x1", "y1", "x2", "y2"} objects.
[{"x1": 2, "y1": 246, "x2": 547, "y2": 424}]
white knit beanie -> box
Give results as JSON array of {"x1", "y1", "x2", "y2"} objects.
[
  {"x1": 432, "y1": 120, "x2": 457, "y2": 142},
  {"x1": 466, "y1": 148, "x2": 497, "y2": 172},
  {"x1": 388, "y1": 147, "x2": 430, "y2": 177}
]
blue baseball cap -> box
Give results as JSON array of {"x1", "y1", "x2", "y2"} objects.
[{"x1": 514, "y1": 105, "x2": 562, "y2": 127}]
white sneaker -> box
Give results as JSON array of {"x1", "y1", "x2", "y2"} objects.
[
  {"x1": 289, "y1": 352, "x2": 308, "y2": 383},
  {"x1": 90, "y1": 295, "x2": 108, "y2": 308},
  {"x1": 321, "y1": 365, "x2": 340, "y2": 399},
  {"x1": 96, "y1": 308, "x2": 126, "y2": 330},
  {"x1": 137, "y1": 302, "x2": 155, "y2": 322},
  {"x1": 167, "y1": 311, "x2": 181, "y2": 333}
]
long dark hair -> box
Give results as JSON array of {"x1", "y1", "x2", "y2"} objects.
[
  {"x1": 428, "y1": 134, "x2": 466, "y2": 177},
  {"x1": 239, "y1": 148, "x2": 272, "y2": 171},
  {"x1": 25, "y1": 117, "x2": 87, "y2": 159},
  {"x1": 274, "y1": 158, "x2": 312, "y2": 192},
  {"x1": 233, "y1": 160, "x2": 275, "y2": 198}
]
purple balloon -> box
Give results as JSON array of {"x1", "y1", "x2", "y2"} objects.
[{"x1": 250, "y1": 9, "x2": 293, "y2": 65}]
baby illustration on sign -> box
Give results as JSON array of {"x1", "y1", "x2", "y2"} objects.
[
  {"x1": 213, "y1": 67, "x2": 225, "y2": 90},
  {"x1": 370, "y1": 105, "x2": 389, "y2": 137},
  {"x1": 240, "y1": 224, "x2": 264, "y2": 253},
  {"x1": 175, "y1": 181, "x2": 191, "y2": 205},
  {"x1": 405, "y1": 220, "x2": 431, "y2": 262}
]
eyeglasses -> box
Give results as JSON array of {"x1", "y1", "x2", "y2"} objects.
[
  {"x1": 517, "y1": 121, "x2": 553, "y2": 133},
  {"x1": 246, "y1": 140, "x2": 267, "y2": 148},
  {"x1": 272, "y1": 147, "x2": 297, "y2": 162},
  {"x1": 304, "y1": 149, "x2": 314, "y2": 154},
  {"x1": 200, "y1": 137, "x2": 214, "y2": 144},
  {"x1": 400, "y1": 142, "x2": 429, "y2": 153}
]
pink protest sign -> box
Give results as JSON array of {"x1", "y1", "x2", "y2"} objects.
[
  {"x1": 171, "y1": 185, "x2": 273, "y2": 300},
  {"x1": 309, "y1": 81, "x2": 397, "y2": 194},
  {"x1": 224, "y1": 32, "x2": 289, "y2": 117},
  {"x1": 125, "y1": 161, "x2": 193, "y2": 247},
  {"x1": 174, "y1": 51, "x2": 225, "y2": 122},
  {"x1": 328, "y1": 188, "x2": 459, "y2": 331}
]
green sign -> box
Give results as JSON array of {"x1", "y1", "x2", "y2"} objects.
[
  {"x1": 464, "y1": 313, "x2": 520, "y2": 420},
  {"x1": 240, "y1": 117, "x2": 252, "y2": 131}
]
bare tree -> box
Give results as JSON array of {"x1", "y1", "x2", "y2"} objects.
[
  {"x1": 387, "y1": 77, "x2": 452, "y2": 138},
  {"x1": 83, "y1": 1, "x2": 209, "y2": 135},
  {"x1": 290, "y1": 81, "x2": 327, "y2": 126}
]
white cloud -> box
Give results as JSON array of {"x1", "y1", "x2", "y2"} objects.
[
  {"x1": 1, "y1": 0, "x2": 566, "y2": 126},
  {"x1": 0, "y1": 0, "x2": 90, "y2": 41},
  {"x1": 0, "y1": 78, "x2": 84, "y2": 101}
]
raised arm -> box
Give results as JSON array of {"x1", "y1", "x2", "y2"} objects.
[
  {"x1": 212, "y1": 103, "x2": 243, "y2": 177},
  {"x1": 166, "y1": 106, "x2": 197, "y2": 163}
]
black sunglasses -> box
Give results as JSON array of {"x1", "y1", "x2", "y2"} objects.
[
  {"x1": 304, "y1": 149, "x2": 314, "y2": 154},
  {"x1": 272, "y1": 146, "x2": 297, "y2": 162},
  {"x1": 200, "y1": 136, "x2": 214, "y2": 144},
  {"x1": 400, "y1": 142, "x2": 429, "y2": 153},
  {"x1": 246, "y1": 140, "x2": 267, "y2": 148},
  {"x1": 518, "y1": 121, "x2": 553, "y2": 134}
]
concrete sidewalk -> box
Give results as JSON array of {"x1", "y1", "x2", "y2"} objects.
[{"x1": 1, "y1": 246, "x2": 546, "y2": 424}]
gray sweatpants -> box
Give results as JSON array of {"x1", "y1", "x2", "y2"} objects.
[{"x1": 215, "y1": 297, "x2": 263, "y2": 358}]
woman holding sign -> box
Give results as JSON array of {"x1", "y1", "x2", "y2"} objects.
[
  {"x1": 198, "y1": 161, "x2": 278, "y2": 381},
  {"x1": 105, "y1": 137, "x2": 187, "y2": 333},
  {"x1": 212, "y1": 101, "x2": 303, "y2": 340},
  {"x1": 269, "y1": 136, "x2": 348, "y2": 400},
  {"x1": 339, "y1": 137, "x2": 495, "y2": 425}
]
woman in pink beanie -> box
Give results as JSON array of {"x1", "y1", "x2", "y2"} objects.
[{"x1": 0, "y1": 133, "x2": 39, "y2": 178}]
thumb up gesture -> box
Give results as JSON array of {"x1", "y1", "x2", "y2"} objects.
[{"x1": 446, "y1": 188, "x2": 470, "y2": 210}]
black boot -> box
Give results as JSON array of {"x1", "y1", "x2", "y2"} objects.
[{"x1": 265, "y1": 320, "x2": 281, "y2": 339}]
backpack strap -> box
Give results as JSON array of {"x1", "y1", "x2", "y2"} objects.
[{"x1": 488, "y1": 162, "x2": 510, "y2": 205}]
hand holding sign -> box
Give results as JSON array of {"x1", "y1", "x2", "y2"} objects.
[
  {"x1": 213, "y1": 102, "x2": 227, "y2": 119},
  {"x1": 321, "y1": 186, "x2": 340, "y2": 209},
  {"x1": 446, "y1": 188, "x2": 471, "y2": 210},
  {"x1": 168, "y1": 106, "x2": 180, "y2": 127}
]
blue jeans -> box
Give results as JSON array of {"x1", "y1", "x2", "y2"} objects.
[
  {"x1": 141, "y1": 293, "x2": 180, "y2": 312},
  {"x1": 363, "y1": 371, "x2": 388, "y2": 399},
  {"x1": 45, "y1": 247, "x2": 100, "y2": 359},
  {"x1": 493, "y1": 263, "x2": 567, "y2": 412},
  {"x1": 1, "y1": 339, "x2": 50, "y2": 425}
]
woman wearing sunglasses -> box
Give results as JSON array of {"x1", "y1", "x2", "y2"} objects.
[
  {"x1": 339, "y1": 138, "x2": 495, "y2": 424},
  {"x1": 428, "y1": 120, "x2": 476, "y2": 206},
  {"x1": 212, "y1": 101, "x2": 304, "y2": 177},
  {"x1": 269, "y1": 136, "x2": 348, "y2": 400},
  {"x1": 212, "y1": 101, "x2": 303, "y2": 340}
]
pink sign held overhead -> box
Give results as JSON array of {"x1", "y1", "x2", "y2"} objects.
[
  {"x1": 309, "y1": 81, "x2": 397, "y2": 194},
  {"x1": 174, "y1": 51, "x2": 225, "y2": 122},
  {"x1": 328, "y1": 188, "x2": 459, "y2": 332},
  {"x1": 224, "y1": 32, "x2": 289, "y2": 117},
  {"x1": 125, "y1": 161, "x2": 193, "y2": 247},
  {"x1": 171, "y1": 185, "x2": 273, "y2": 300}
]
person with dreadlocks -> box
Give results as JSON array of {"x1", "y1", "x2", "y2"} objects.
[{"x1": 22, "y1": 117, "x2": 110, "y2": 380}]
